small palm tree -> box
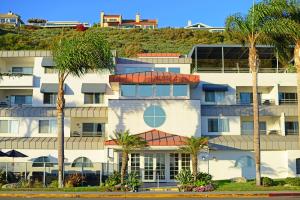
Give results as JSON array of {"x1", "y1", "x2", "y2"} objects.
[
  {"x1": 52, "y1": 32, "x2": 114, "y2": 188},
  {"x1": 112, "y1": 130, "x2": 147, "y2": 184},
  {"x1": 226, "y1": 3, "x2": 274, "y2": 185},
  {"x1": 178, "y1": 137, "x2": 208, "y2": 181}
]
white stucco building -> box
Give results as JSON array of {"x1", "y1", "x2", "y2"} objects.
[{"x1": 0, "y1": 46, "x2": 299, "y2": 183}]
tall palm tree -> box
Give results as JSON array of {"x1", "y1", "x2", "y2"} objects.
[
  {"x1": 178, "y1": 137, "x2": 208, "y2": 181},
  {"x1": 225, "y1": 3, "x2": 273, "y2": 186},
  {"x1": 112, "y1": 130, "x2": 147, "y2": 184},
  {"x1": 256, "y1": 0, "x2": 300, "y2": 147},
  {"x1": 52, "y1": 32, "x2": 114, "y2": 188}
]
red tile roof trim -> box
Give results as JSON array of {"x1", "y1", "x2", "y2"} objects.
[
  {"x1": 109, "y1": 71, "x2": 200, "y2": 84},
  {"x1": 105, "y1": 129, "x2": 188, "y2": 146}
]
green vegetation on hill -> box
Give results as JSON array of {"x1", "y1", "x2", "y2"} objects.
[{"x1": 0, "y1": 25, "x2": 238, "y2": 57}]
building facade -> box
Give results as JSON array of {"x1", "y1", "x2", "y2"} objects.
[
  {"x1": 184, "y1": 21, "x2": 225, "y2": 33},
  {"x1": 100, "y1": 12, "x2": 158, "y2": 29},
  {"x1": 0, "y1": 46, "x2": 299, "y2": 183},
  {"x1": 0, "y1": 11, "x2": 24, "y2": 27},
  {"x1": 27, "y1": 21, "x2": 90, "y2": 29}
]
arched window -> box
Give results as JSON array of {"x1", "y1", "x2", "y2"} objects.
[
  {"x1": 234, "y1": 156, "x2": 254, "y2": 168},
  {"x1": 296, "y1": 158, "x2": 300, "y2": 174},
  {"x1": 71, "y1": 157, "x2": 93, "y2": 167},
  {"x1": 32, "y1": 156, "x2": 53, "y2": 167}
]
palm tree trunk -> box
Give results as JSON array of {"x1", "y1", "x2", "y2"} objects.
[
  {"x1": 121, "y1": 152, "x2": 128, "y2": 185},
  {"x1": 249, "y1": 44, "x2": 261, "y2": 186},
  {"x1": 295, "y1": 41, "x2": 300, "y2": 149},
  {"x1": 192, "y1": 154, "x2": 198, "y2": 181},
  {"x1": 57, "y1": 73, "x2": 65, "y2": 188}
]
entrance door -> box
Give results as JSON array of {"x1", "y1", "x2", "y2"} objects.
[
  {"x1": 144, "y1": 153, "x2": 154, "y2": 181},
  {"x1": 156, "y1": 153, "x2": 166, "y2": 181}
]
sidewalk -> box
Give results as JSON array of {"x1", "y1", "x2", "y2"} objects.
[{"x1": 0, "y1": 191, "x2": 300, "y2": 198}]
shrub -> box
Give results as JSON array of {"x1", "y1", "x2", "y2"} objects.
[
  {"x1": 0, "y1": 170, "x2": 7, "y2": 185},
  {"x1": 285, "y1": 177, "x2": 300, "y2": 186},
  {"x1": 193, "y1": 184, "x2": 215, "y2": 192},
  {"x1": 31, "y1": 180, "x2": 43, "y2": 188},
  {"x1": 18, "y1": 179, "x2": 30, "y2": 188},
  {"x1": 126, "y1": 172, "x2": 141, "y2": 191},
  {"x1": 194, "y1": 180, "x2": 206, "y2": 187},
  {"x1": 175, "y1": 170, "x2": 193, "y2": 185},
  {"x1": 105, "y1": 171, "x2": 121, "y2": 187},
  {"x1": 48, "y1": 180, "x2": 58, "y2": 188},
  {"x1": 261, "y1": 177, "x2": 274, "y2": 187},
  {"x1": 194, "y1": 172, "x2": 213, "y2": 184},
  {"x1": 65, "y1": 173, "x2": 85, "y2": 187}
]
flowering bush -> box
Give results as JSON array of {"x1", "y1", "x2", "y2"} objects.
[{"x1": 193, "y1": 184, "x2": 215, "y2": 192}]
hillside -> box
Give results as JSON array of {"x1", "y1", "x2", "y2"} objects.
[{"x1": 0, "y1": 25, "x2": 238, "y2": 57}]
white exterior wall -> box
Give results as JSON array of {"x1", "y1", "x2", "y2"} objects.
[
  {"x1": 32, "y1": 57, "x2": 117, "y2": 107},
  {"x1": 108, "y1": 99, "x2": 201, "y2": 137},
  {"x1": 191, "y1": 73, "x2": 297, "y2": 105}
]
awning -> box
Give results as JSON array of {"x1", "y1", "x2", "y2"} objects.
[
  {"x1": 109, "y1": 71, "x2": 200, "y2": 84},
  {"x1": 41, "y1": 57, "x2": 55, "y2": 67},
  {"x1": 202, "y1": 84, "x2": 228, "y2": 91},
  {"x1": 0, "y1": 137, "x2": 105, "y2": 150},
  {"x1": 106, "y1": 129, "x2": 188, "y2": 146},
  {"x1": 40, "y1": 83, "x2": 59, "y2": 93},
  {"x1": 81, "y1": 83, "x2": 107, "y2": 93}
]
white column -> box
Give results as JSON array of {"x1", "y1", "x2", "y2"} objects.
[{"x1": 280, "y1": 112, "x2": 286, "y2": 136}]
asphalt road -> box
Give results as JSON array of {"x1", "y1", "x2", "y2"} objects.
[{"x1": 0, "y1": 198, "x2": 300, "y2": 200}]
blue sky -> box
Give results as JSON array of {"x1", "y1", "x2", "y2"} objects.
[{"x1": 1, "y1": 0, "x2": 255, "y2": 27}]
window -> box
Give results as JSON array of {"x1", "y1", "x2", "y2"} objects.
[
  {"x1": 279, "y1": 93, "x2": 297, "y2": 104},
  {"x1": 154, "y1": 68, "x2": 166, "y2": 72},
  {"x1": 173, "y1": 85, "x2": 188, "y2": 97},
  {"x1": 208, "y1": 118, "x2": 230, "y2": 132},
  {"x1": 170, "y1": 153, "x2": 179, "y2": 180},
  {"x1": 137, "y1": 85, "x2": 153, "y2": 97},
  {"x1": 0, "y1": 120, "x2": 19, "y2": 134},
  {"x1": 144, "y1": 105, "x2": 166, "y2": 128},
  {"x1": 241, "y1": 121, "x2": 267, "y2": 135},
  {"x1": 285, "y1": 121, "x2": 299, "y2": 135},
  {"x1": 32, "y1": 156, "x2": 53, "y2": 167},
  {"x1": 156, "y1": 153, "x2": 166, "y2": 180},
  {"x1": 44, "y1": 68, "x2": 58, "y2": 74},
  {"x1": 10, "y1": 95, "x2": 32, "y2": 105},
  {"x1": 144, "y1": 153, "x2": 154, "y2": 180},
  {"x1": 168, "y1": 68, "x2": 180, "y2": 73},
  {"x1": 296, "y1": 158, "x2": 300, "y2": 175},
  {"x1": 156, "y1": 85, "x2": 170, "y2": 97},
  {"x1": 43, "y1": 93, "x2": 57, "y2": 104},
  {"x1": 39, "y1": 120, "x2": 56, "y2": 134},
  {"x1": 205, "y1": 91, "x2": 225, "y2": 103},
  {"x1": 123, "y1": 67, "x2": 152, "y2": 74},
  {"x1": 71, "y1": 157, "x2": 93, "y2": 167},
  {"x1": 84, "y1": 93, "x2": 103, "y2": 104},
  {"x1": 121, "y1": 85, "x2": 136, "y2": 97},
  {"x1": 82, "y1": 123, "x2": 104, "y2": 136},
  {"x1": 239, "y1": 93, "x2": 252, "y2": 104},
  {"x1": 130, "y1": 153, "x2": 140, "y2": 176},
  {"x1": 181, "y1": 153, "x2": 191, "y2": 171},
  {"x1": 12, "y1": 67, "x2": 33, "y2": 75}
]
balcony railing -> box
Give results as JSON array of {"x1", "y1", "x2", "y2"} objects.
[
  {"x1": 0, "y1": 74, "x2": 33, "y2": 87},
  {"x1": 285, "y1": 129, "x2": 299, "y2": 135},
  {"x1": 241, "y1": 130, "x2": 281, "y2": 135},
  {"x1": 71, "y1": 131, "x2": 103, "y2": 137},
  {"x1": 279, "y1": 99, "x2": 297, "y2": 105},
  {"x1": 236, "y1": 99, "x2": 275, "y2": 106},
  {"x1": 196, "y1": 67, "x2": 288, "y2": 73}
]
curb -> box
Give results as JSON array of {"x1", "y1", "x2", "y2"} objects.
[{"x1": 0, "y1": 192, "x2": 291, "y2": 198}]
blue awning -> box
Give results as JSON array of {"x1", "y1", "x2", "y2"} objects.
[{"x1": 202, "y1": 84, "x2": 228, "y2": 91}]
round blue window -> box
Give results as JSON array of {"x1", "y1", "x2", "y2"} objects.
[{"x1": 143, "y1": 105, "x2": 166, "y2": 128}]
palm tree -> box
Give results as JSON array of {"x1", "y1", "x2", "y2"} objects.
[
  {"x1": 256, "y1": 0, "x2": 300, "y2": 147},
  {"x1": 225, "y1": 3, "x2": 274, "y2": 186},
  {"x1": 178, "y1": 137, "x2": 208, "y2": 181},
  {"x1": 52, "y1": 32, "x2": 114, "y2": 188},
  {"x1": 112, "y1": 130, "x2": 147, "y2": 184}
]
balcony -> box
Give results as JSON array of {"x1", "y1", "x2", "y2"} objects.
[
  {"x1": 0, "y1": 75, "x2": 33, "y2": 87},
  {"x1": 71, "y1": 131, "x2": 103, "y2": 137}
]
